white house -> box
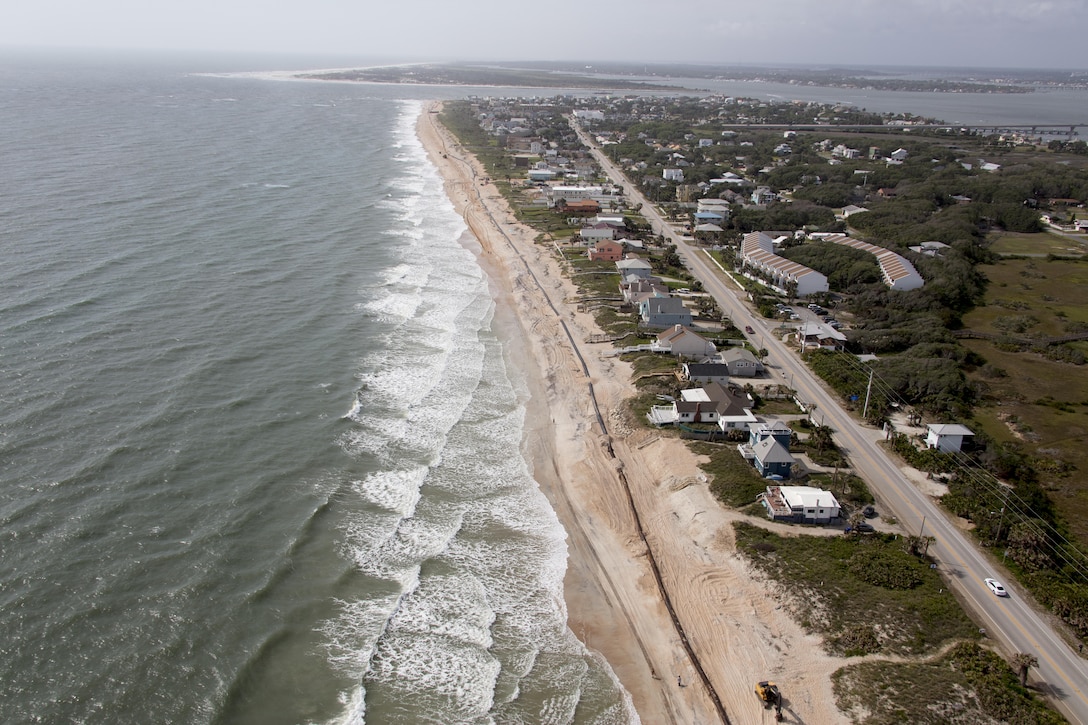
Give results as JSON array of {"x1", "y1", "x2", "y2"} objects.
[
  {"x1": 824, "y1": 234, "x2": 924, "y2": 291},
  {"x1": 925, "y1": 423, "x2": 975, "y2": 453},
  {"x1": 740, "y1": 232, "x2": 830, "y2": 297},
  {"x1": 758, "y1": 485, "x2": 841, "y2": 524},
  {"x1": 655, "y1": 325, "x2": 716, "y2": 358},
  {"x1": 663, "y1": 168, "x2": 685, "y2": 182}
]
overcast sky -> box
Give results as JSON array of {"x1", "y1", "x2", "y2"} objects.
[{"x1": 4, "y1": 0, "x2": 1085, "y2": 70}]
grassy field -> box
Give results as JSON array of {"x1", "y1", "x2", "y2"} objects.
[
  {"x1": 833, "y1": 644, "x2": 1065, "y2": 724},
  {"x1": 961, "y1": 254, "x2": 1088, "y2": 539},
  {"x1": 734, "y1": 522, "x2": 979, "y2": 657},
  {"x1": 989, "y1": 230, "x2": 1088, "y2": 257}
]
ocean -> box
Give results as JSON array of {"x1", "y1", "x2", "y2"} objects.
[
  {"x1": 0, "y1": 51, "x2": 632, "y2": 724},
  {"x1": 3, "y1": 49, "x2": 1085, "y2": 725}
]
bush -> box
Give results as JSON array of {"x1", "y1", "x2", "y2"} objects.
[{"x1": 848, "y1": 548, "x2": 925, "y2": 590}]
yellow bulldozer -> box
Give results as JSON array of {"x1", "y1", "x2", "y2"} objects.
[{"x1": 755, "y1": 680, "x2": 784, "y2": 721}]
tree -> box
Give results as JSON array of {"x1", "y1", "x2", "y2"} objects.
[
  {"x1": 1010, "y1": 652, "x2": 1038, "y2": 687},
  {"x1": 809, "y1": 424, "x2": 835, "y2": 454}
]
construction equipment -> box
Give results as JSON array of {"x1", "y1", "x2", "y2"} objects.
[{"x1": 755, "y1": 681, "x2": 784, "y2": 721}]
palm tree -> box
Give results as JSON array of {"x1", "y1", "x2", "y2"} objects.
[{"x1": 1011, "y1": 652, "x2": 1038, "y2": 687}]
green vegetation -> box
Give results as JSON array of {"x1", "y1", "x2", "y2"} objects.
[
  {"x1": 833, "y1": 643, "x2": 1064, "y2": 724},
  {"x1": 438, "y1": 97, "x2": 1085, "y2": 714},
  {"x1": 734, "y1": 522, "x2": 978, "y2": 656},
  {"x1": 689, "y1": 442, "x2": 768, "y2": 508}
]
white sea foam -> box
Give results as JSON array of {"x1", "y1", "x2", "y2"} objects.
[
  {"x1": 352, "y1": 467, "x2": 425, "y2": 517},
  {"x1": 326, "y1": 100, "x2": 634, "y2": 722}
]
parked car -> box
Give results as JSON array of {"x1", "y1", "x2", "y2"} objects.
[
  {"x1": 855, "y1": 522, "x2": 875, "y2": 533},
  {"x1": 863, "y1": 505, "x2": 877, "y2": 518},
  {"x1": 985, "y1": 578, "x2": 1009, "y2": 597}
]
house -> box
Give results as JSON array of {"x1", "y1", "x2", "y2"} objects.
[
  {"x1": 663, "y1": 168, "x2": 685, "y2": 182},
  {"x1": 666, "y1": 382, "x2": 756, "y2": 430},
  {"x1": 580, "y1": 223, "x2": 616, "y2": 243},
  {"x1": 708, "y1": 172, "x2": 746, "y2": 186},
  {"x1": 709, "y1": 383, "x2": 758, "y2": 432},
  {"x1": 750, "y1": 421, "x2": 793, "y2": 448},
  {"x1": 925, "y1": 423, "x2": 975, "y2": 453},
  {"x1": 655, "y1": 325, "x2": 716, "y2": 358},
  {"x1": 751, "y1": 437, "x2": 796, "y2": 479},
  {"x1": 840, "y1": 204, "x2": 869, "y2": 219},
  {"x1": 682, "y1": 362, "x2": 731, "y2": 385},
  {"x1": 719, "y1": 347, "x2": 764, "y2": 377},
  {"x1": 527, "y1": 168, "x2": 557, "y2": 182},
  {"x1": 909, "y1": 241, "x2": 951, "y2": 257},
  {"x1": 751, "y1": 187, "x2": 777, "y2": 205},
  {"x1": 797, "y1": 322, "x2": 847, "y2": 352},
  {"x1": 621, "y1": 276, "x2": 668, "y2": 304},
  {"x1": 564, "y1": 199, "x2": 600, "y2": 216},
  {"x1": 758, "y1": 485, "x2": 840, "y2": 524},
  {"x1": 640, "y1": 296, "x2": 693, "y2": 328},
  {"x1": 616, "y1": 258, "x2": 653, "y2": 279},
  {"x1": 740, "y1": 232, "x2": 830, "y2": 297},
  {"x1": 824, "y1": 234, "x2": 924, "y2": 291},
  {"x1": 890, "y1": 148, "x2": 909, "y2": 162},
  {"x1": 588, "y1": 239, "x2": 624, "y2": 262}
]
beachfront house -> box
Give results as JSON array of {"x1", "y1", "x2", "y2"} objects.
[
  {"x1": 640, "y1": 296, "x2": 693, "y2": 328},
  {"x1": 655, "y1": 326, "x2": 716, "y2": 358},
  {"x1": 621, "y1": 276, "x2": 669, "y2": 304},
  {"x1": 758, "y1": 485, "x2": 840, "y2": 524},
  {"x1": 588, "y1": 239, "x2": 624, "y2": 262},
  {"x1": 616, "y1": 258, "x2": 653, "y2": 280},
  {"x1": 751, "y1": 437, "x2": 795, "y2": 479},
  {"x1": 681, "y1": 362, "x2": 731, "y2": 385},
  {"x1": 749, "y1": 421, "x2": 793, "y2": 448}
]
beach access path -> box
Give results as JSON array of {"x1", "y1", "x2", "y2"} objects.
[{"x1": 418, "y1": 102, "x2": 849, "y2": 725}]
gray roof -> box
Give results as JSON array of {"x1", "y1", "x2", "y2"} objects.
[
  {"x1": 928, "y1": 423, "x2": 975, "y2": 436},
  {"x1": 753, "y1": 437, "x2": 795, "y2": 464}
]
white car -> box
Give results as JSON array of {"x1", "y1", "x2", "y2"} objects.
[{"x1": 985, "y1": 578, "x2": 1009, "y2": 597}]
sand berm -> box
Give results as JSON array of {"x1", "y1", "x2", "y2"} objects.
[{"x1": 418, "y1": 102, "x2": 848, "y2": 725}]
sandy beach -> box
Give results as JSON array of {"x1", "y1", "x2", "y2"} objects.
[{"x1": 417, "y1": 102, "x2": 849, "y2": 725}]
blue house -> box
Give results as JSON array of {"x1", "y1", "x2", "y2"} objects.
[
  {"x1": 749, "y1": 421, "x2": 792, "y2": 448},
  {"x1": 751, "y1": 436, "x2": 795, "y2": 479}
]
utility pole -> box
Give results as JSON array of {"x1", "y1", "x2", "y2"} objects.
[{"x1": 862, "y1": 369, "x2": 874, "y2": 419}]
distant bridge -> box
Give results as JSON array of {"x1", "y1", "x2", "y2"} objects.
[{"x1": 718, "y1": 123, "x2": 1087, "y2": 138}]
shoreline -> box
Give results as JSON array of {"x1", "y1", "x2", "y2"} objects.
[{"x1": 417, "y1": 101, "x2": 846, "y2": 724}]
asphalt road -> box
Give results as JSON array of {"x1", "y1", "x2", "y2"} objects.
[{"x1": 570, "y1": 117, "x2": 1088, "y2": 723}]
